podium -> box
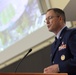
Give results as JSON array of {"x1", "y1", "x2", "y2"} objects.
[{"x1": 0, "y1": 73, "x2": 68, "y2": 75}]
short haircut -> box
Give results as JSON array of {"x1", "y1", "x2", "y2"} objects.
[{"x1": 46, "y1": 8, "x2": 66, "y2": 23}]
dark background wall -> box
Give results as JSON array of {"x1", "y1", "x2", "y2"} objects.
[{"x1": 0, "y1": 45, "x2": 51, "y2": 73}]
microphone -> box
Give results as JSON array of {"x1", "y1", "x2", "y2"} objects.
[{"x1": 15, "y1": 49, "x2": 32, "y2": 72}]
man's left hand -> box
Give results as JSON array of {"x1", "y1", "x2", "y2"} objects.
[{"x1": 44, "y1": 64, "x2": 59, "y2": 73}]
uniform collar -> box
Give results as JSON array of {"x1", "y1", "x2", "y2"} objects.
[{"x1": 56, "y1": 26, "x2": 66, "y2": 39}]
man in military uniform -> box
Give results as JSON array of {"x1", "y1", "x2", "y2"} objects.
[{"x1": 44, "y1": 8, "x2": 76, "y2": 75}]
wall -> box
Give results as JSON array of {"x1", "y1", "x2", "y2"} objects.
[{"x1": 0, "y1": 45, "x2": 51, "y2": 73}]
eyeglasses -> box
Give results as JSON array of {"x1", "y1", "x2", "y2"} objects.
[{"x1": 44, "y1": 16, "x2": 59, "y2": 23}]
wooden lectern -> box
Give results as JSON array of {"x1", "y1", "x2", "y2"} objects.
[{"x1": 0, "y1": 73, "x2": 68, "y2": 75}]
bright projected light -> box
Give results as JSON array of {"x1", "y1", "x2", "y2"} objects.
[
  {"x1": 0, "y1": 0, "x2": 72, "y2": 65},
  {"x1": 0, "y1": 0, "x2": 45, "y2": 52}
]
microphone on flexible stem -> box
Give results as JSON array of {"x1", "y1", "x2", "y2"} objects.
[{"x1": 15, "y1": 49, "x2": 32, "y2": 72}]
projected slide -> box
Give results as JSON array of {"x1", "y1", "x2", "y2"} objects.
[{"x1": 0, "y1": 0, "x2": 45, "y2": 52}]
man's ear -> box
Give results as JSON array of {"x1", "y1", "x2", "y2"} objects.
[
  {"x1": 59, "y1": 16, "x2": 63, "y2": 21},
  {"x1": 59, "y1": 16, "x2": 64, "y2": 23}
]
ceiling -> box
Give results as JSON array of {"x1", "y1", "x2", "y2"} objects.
[{"x1": 64, "y1": 0, "x2": 76, "y2": 21}]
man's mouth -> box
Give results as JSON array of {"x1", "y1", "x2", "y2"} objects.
[{"x1": 47, "y1": 25, "x2": 51, "y2": 28}]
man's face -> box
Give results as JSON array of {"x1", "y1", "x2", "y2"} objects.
[{"x1": 45, "y1": 10, "x2": 61, "y2": 34}]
